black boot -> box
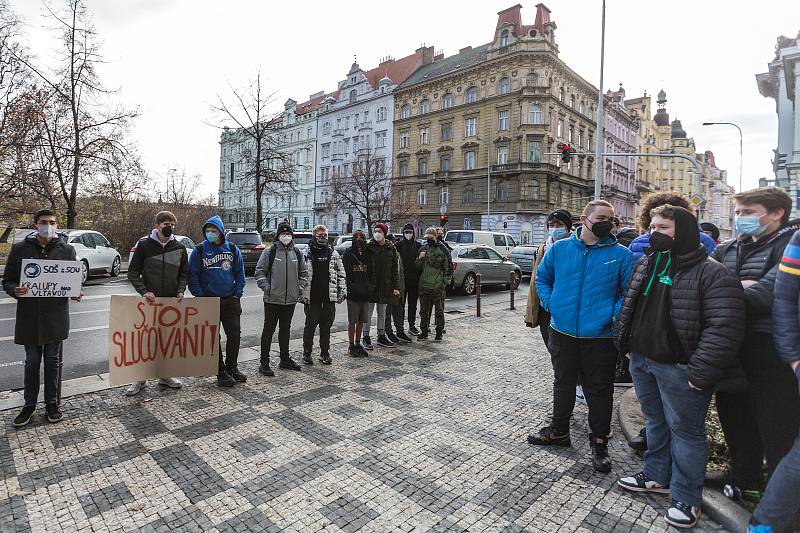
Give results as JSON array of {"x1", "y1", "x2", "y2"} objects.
[
  {"x1": 527, "y1": 426, "x2": 571, "y2": 447},
  {"x1": 279, "y1": 355, "x2": 301, "y2": 371},
  {"x1": 228, "y1": 366, "x2": 247, "y2": 383},
  {"x1": 628, "y1": 427, "x2": 646, "y2": 452},
  {"x1": 259, "y1": 358, "x2": 275, "y2": 377},
  {"x1": 302, "y1": 352, "x2": 314, "y2": 365},
  {"x1": 590, "y1": 434, "x2": 612, "y2": 473},
  {"x1": 217, "y1": 369, "x2": 235, "y2": 387}
]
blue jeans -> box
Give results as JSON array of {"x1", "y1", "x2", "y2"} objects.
[
  {"x1": 752, "y1": 386, "x2": 800, "y2": 532},
  {"x1": 24, "y1": 343, "x2": 60, "y2": 407},
  {"x1": 630, "y1": 353, "x2": 713, "y2": 507}
]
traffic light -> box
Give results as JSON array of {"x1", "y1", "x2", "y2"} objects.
[
  {"x1": 439, "y1": 214, "x2": 448, "y2": 226},
  {"x1": 560, "y1": 143, "x2": 573, "y2": 163}
]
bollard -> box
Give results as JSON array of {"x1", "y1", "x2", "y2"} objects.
[
  {"x1": 475, "y1": 273, "x2": 482, "y2": 317},
  {"x1": 509, "y1": 271, "x2": 516, "y2": 310}
]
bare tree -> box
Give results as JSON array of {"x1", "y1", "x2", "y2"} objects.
[
  {"x1": 210, "y1": 71, "x2": 297, "y2": 232},
  {"x1": 9, "y1": 0, "x2": 140, "y2": 228},
  {"x1": 156, "y1": 169, "x2": 202, "y2": 205}
]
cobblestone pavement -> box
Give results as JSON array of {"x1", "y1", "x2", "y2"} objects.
[{"x1": 0, "y1": 303, "x2": 728, "y2": 532}]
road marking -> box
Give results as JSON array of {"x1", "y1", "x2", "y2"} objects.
[
  {"x1": 0, "y1": 293, "x2": 137, "y2": 305},
  {"x1": 0, "y1": 360, "x2": 23, "y2": 368},
  {"x1": 0, "y1": 308, "x2": 109, "y2": 322},
  {"x1": 0, "y1": 325, "x2": 107, "y2": 342}
]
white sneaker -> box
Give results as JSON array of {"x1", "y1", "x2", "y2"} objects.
[
  {"x1": 665, "y1": 501, "x2": 701, "y2": 529},
  {"x1": 575, "y1": 385, "x2": 587, "y2": 405},
  {"x1": 158, "y1": 377, "x2": 183, "y2": 389},
  {"x1": 125, "y1": 381, "x2": 145, "y2": 396}
]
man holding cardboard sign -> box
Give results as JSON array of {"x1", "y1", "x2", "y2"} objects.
[{"x1": 2, "y1": 209, "x2": 83, "y2": 427}]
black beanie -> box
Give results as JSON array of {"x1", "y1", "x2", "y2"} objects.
[
  {"x1": 402, "y1": 223, "x2": 414, "y2": 232},
  {"x1": 276, "y1": 222, "x2": 293, "y2": 236},
  {"x1": 547, "y1": 209, "x2": 573, "y2": 228}
]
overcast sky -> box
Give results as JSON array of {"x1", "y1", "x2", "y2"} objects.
[{"x1": 10, "y1": 0, "x2": 800, "y2": 198}]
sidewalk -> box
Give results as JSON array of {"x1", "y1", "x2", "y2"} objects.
[{"x1": 0, "y1": 302, "x2": 729, "y2": 532}]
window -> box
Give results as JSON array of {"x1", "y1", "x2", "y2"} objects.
[
  {"x1": 498, "y1": 110, "x2": 509, "y2": 130},
  {"x1": 497, "y1": 145, "x2": 508, "y2": 165},
  {"x1": 526, "y1": 72, "x2": 538, "y2": 86},
  {"x1": 465, "y1": 151, "x2": 476, "y2": 170},
  {"x1": 442, "y1": 93, "x2": 453, "y2": 109},
  {"x1": 418, "y1": 188, "x2": 427, "y2": 206},
  {"x1": 376, "y1": 131, "x2": 387, "y2": 148},
  {"x1": 441, "y1": 122, "x2": 452, "y2": 141},
  {"x1": 557, "y1": 119, "x2": 564, "y2": 138},
  {"x1": 462, "y1": 185, "x2": 475, "y2": 204},
  {"x1": 499, "y1": 77, "x2": 510, "y2": 95},
  {"x1": 400, "y1": 132, "x2": 409, "y2": 148},
  {"x1": 419, "y1": 158, "x2": 428, "y2": 175},
  {"x1": 400, "y1": 105, "x2": 411, "y2": 119},
  {"x1": 568, "y1": 127, "x2": 573, "y2": 143},
  {"x1": 419, "y1": 127, "x2": 429, "y2": 145},
  {"x1": 527, "y1": 141, "x2": 541, "y2": 162},
  {"x1": 322, "y1": 143, "x2": 330, "y2": 158},
  {"x1": 496, "y1": 181, "x2": 508, "y2": 201},
  {"x1": 486, "y1": 248, "x2": 505, "y2": 261},
  {"x1": 493, "y1": 235, "x2": 506, "y2": 247},
  {"x1": 375, "y1": 158, "x2": 386, "y2": 175},
  {"x1": 529, "y1": 179, "x2": 540, "y2": 199},
  {"x1": 229, "y1": 162, "x2": 235, "y2": 184},
  {"x1": 500, "y1": 29, "x2": 509, "y2": 47},
  {"x1": 420, "y1": 99, "x2": 430, "y2": 114},
  {"x1": 349, "y1": 89, "x2": 357, "y2": 103},
  {"x1": 466, "y1": 86, "x2": 478, "y2": 103},
  {"x1": 579, "y1": 101, "x2": 584, "y2": 115},
  {"x1": 570, "y1": 94, "x2": 576, "y2": 109},
  {"x1": 440, "y1": 155, "x2": 451, "y2": 171},
  {"x1": 559, "y1": 87, "x2": 565, "y2": 101},
  {"x1": 377, "y1": 107, "x2": 387, "y2": 122},
  {"x1": 323, "y1": 122, "x2": 331, "y2": 135},
  {"x1": 529, "y1": 105, "x2": 542, "y2": 124},
  {"x1": 399, "y1": 160, "x2": 409, "y2": 177},
  {"x1": 465, "y1": 117, "x2": 477, "y2": 137}
]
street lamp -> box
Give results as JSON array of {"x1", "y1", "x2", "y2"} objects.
[
  {"x1": 593, "y1": 0, "x2": 607, "y2": 200},
  {"x1": 702, "y1": 122, "x2": 743, "y2": 193}
]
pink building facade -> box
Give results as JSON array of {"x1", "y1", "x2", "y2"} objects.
[{"x1": 602, "y1": 84, "x2": 638, "y2": 226}]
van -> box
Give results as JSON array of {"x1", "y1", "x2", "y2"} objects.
[{"x1": 444, "y1": 230, "x2": 518, "y2": 258}]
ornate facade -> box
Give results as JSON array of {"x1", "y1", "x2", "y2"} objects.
[{"x1": 602, "y1": 85, "x2": 637, "y2": 226}]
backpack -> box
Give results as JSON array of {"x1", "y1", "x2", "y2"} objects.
[
  {"x1": 267, "y1": 244, "x2": 303, "y2": 281},
  {"x1": 194, "y1": 241, "x2": 239, "y2": 263}
]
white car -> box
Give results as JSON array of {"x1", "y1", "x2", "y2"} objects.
[
  {"x1": 444, "y1": 230, "x2": 518, "y2": 258},
  {"x1": 13, "y1": 229, "x2": 122, "y2": 283},
  {"x1": 129, "y1": 234, "x2": 196, "y2": 264}
]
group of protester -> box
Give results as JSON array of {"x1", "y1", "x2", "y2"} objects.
[{"x1": 524, "y1": 187, "x2": 800, "y2": 531}]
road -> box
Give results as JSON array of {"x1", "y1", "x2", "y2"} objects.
[{"x1": 0, "y1": 276, "x2": 530, "y2": 392}]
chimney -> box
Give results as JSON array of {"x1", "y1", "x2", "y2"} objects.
[
  {"x1": 420, "y1": 45, "x2": 435, "y2": 65},
  {"x1": 309, "y1": 91, "x2": 325, "y2": 100},
  {"x1": 534, "y1": 3, "x2": 551, "y2": 31},
  {"x1": 459, "y1": 45, "x2": 472, "y2": 54},
  {"x1": 434, "y1": 49, "x2": 445, "y2": 61}
]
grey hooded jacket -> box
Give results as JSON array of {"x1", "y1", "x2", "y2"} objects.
[{"x1": 254, "y1": 241, "x2": 309, "y2": 305}]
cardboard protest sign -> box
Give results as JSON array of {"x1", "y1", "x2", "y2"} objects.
[
  {"x1": 108, "y1": 295, "x2": 220, "y2": 385},
  {"x1": 19, "y1": 259, "x2": 82, "y2": 297}
]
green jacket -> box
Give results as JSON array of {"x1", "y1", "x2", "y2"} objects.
[{"x1": 415, "y1": 243, "x2": 449, "y2": 290}]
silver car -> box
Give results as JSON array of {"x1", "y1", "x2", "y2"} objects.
[
  {"x1": 450, "y1": 244, "x2": 521, "y2": 295},
  {"x1": 14, "y1": 229, "x2": 122, "y2": 283}
]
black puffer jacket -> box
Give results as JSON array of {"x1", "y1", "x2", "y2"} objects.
[
  {"x1": 617, "y1": 245, "x2": 746, "y2": 390},
  {"x1": 711, "y1": 221, "x2": 800, "y2": 334}
]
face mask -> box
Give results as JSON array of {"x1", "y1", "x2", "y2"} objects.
[
  {"x1": 649, "y1": 230, "x2": 674, "y2": 252},
  {"x1": 404, "y1": 232, "x2": 414, "y2": 240},
  {"x1": 205, "y1": 231, "x2": 218, "y2": 243},
  {"x1": 355, "y1": 238, "x2": 365, "y2": 248},
  {"x1": 588, "y1": 220, "x2": 613, "y2": 239},
  {"x1": 161, "y1": 225, "x2": 173, "y2": 238},
  {"x1": 37, "y1": 223, "x2": 56, "y2": 239},
  {"x1": 735, "y1": 214, "x2": 767, "y2": 237},
  {"x1": 548, "y1": 227, "x2": 567, "y2": 240},
  {"x1": 374, "y1": 231, "x2": 384, "y2": 242},
  {"x1": 315, "y1": 235, "x2": 328, "y2": 245},
  {"x1": 426, "y1": 238, "x2": 436, "y2": 245},
  {"x1": 279, "y1": 235, "x2": 292, "y2": 245}
]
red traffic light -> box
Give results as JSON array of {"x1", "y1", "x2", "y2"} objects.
[{"x1": 560, "y1": 143, "x2": 573, "y2": 163}]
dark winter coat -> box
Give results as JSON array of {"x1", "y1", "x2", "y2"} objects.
[
  {"x1": 127, "y1": 234, "x2": 189, "y2": 297},
  {"x1": 711, "y1": 221, "x2": 800, "y2": 334},
  {"x1": 396, "y1": 237, "x2": 421, "y2": 288},
  {"x1": 2, "y1": 234, "x2": 77, "y2": 345},
  {"x1": 343, "y1": 244, "x2": 372, "y2": 302},
  {"x1": 773, "y1": 229, "x2": 800, "y2": 364},
  {"x1": 617, "y1": 245, "x2": 746, "y2": 390},
  {"x1": 367, "y1": 239, "x2": 401, "y2": 305}
]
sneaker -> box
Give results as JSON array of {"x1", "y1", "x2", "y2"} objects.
[
  {"x1": 217, "y1": 370, "x2": 235, "y2": 388},
  {"x1": 591, "y1": 435, "x2": 612, "y2": 473},
  {"x1": 279, "y1": 357, "x2": 302, "y2": 371},
  {"x1": 348, "y1": 344, "x2": 359, "y2": 357},
  {"x1": 575, "y1": 385, "x2": 587, "y2": 405},
  {"x1": 665, "y1": 501, "x2": 701, "y2": 529},
  {"x1": 302, "y1": 352, "x2": 314, "y2": 365},
  {"x1": 434, "y1": 332, "x2": 443, "y2": 342},
  {"x1": 357, "y1": 345, "x2": 369, "y2": 357},
  {"x1": 13, "y1": 406, "x2": 35, "y2": 428},
  {"x1": 386, "y1": 332, "x2": 400, "y2": 344},
  {"x1": 125, "y1": 381, "x2": 145, "y2": 396},
  {"x1": 362, "y1": 336, "x2": 374, "y2": 350},
  {"x1": 417, "y1": 331, "x2": 429, "y2": 341},
  {"x1": 527, "y1": 426, "x2": 571, "y2": 447},
  {"x1": 376, "y1": 335, "x2": 395, "y2": 348},
  {"x1": 628, "y1": 427, "x2": 647, "y2": 452},
  {"x1": 617, "y1": 472, "x2": 670, "y2": 494},
  {"x1": 229, "y1": 367, "x2": 247, "y2": 383},
  {"x1": 259, "y1": 363, "x2": 275, "y2": 377},
  {"x1": 395, "y1": 331, "x2": 413, "y2": 343},
  {"x1": 158, "y1": 377, "x2": 182, "y2": 389},
  {"x1": 320, "y1": 352, "x2": 332, "y2": 365},
  {"x1": 409, "y1": 325, "x2": 420, "y2": 335},
  {"x1": 45, "y1": 403, "x2": 63, "y2": 423}
]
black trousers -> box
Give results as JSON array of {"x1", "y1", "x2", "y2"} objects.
[
  {"x1": 538, "y1": 307, "x2": 551, "y2": 348},
  {"x1": 716, "y1": 333, "x2": 800, "y2": 489},
  {"x1": 261, "y1": 303, "x2": 296, "y2": 363},
  {"x1": 404, "y1": 284, "x2": 419, "y2": 327},
  {"x1": 548, "y1": 328, "x2": 617, "y2": 437},
  {"x1": 384, "y1": 302, "x2": 405, "y2": 335},
  {"x1": 303, "y1": 301, "x2": 336, "y2": 353},
  {"x1": 218, "y1": 296, "x2": 242, "y2": 373}
]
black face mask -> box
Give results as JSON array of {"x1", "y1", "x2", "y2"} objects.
[
  {"x1": 588, "y1": 220, "x2": 613, "y2": 239},
  {"x1": 161, "y1": 225, "x2": 173, "y2": 238},
  {"x1": 315, "y1": 236, "x2": 328, "y2": 245},
  {"x1": 355, "y1": 239, "x2": 365, "y2": 249},
  {"x1": 649, "y1": 231, "x2": 674, "y2": 252},
  {"x1": 426, "y1": 238, "x2": 436, "y2": 246}
]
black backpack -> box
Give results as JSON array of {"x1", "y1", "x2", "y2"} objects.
[
  {"x1": 266, "y1": 244, "x2": 303, "y2": 281},
  {"x1": 194, "y1": 241, "x2": 239, "y2": 264}
]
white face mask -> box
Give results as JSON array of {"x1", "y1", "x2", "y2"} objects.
[
  {"x1": 404, "y1": 232, "x2": 414, "y2": 240},
  {"x1": 37, "y1": 223, "x2": 56, "y2": 239},
  {"x1": 374, "y1": 231, "x2": 384, "y2": 242},
  {"x1": 279, "y1": 235, "x2": 292, "y2": 245}
]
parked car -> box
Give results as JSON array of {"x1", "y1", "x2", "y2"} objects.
[
  {"x1": 510, "y1": 245, "x2": 537, "y2": 276},
  {"x1": 224, "y1": 231, "x2": 264, "y2": 274},
  {"x1": 444, "y1": 230, "x2": 518, "y2": 258},
  {"x1": 291, "y1": 232, "x2": 315, "y2": 254},
  {"x1": 15, "y1": 229, "x2": 122, "y2": 283},
  {"x1": 129, "y1": 234, "x2": 196, "y2": 269},
  {"x1": 450, "y1": 244, "x2": 521, "y2": 295}
]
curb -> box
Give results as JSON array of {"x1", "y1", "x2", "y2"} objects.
[
  {"x1": 0, "y1": 298, "x2": 524, "y2": 413},
  {"x1": 616, "y1": 387, "x2": 751, "y2": 532}
]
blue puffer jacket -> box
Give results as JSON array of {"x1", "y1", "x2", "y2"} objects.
[
  {"x1": 188, "y1": 215, "x2": 245, "y2": 299},
  {"x1": 774, "y1": 230, "x2": 800, "y2": 364},
  {"x1": 536, "y1": 228, "x2": 635, "y2": 338},
  {"x1": 629, "y1": 229, "x2": 716, "y2": 259}
]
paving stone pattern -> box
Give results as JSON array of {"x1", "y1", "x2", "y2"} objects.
[{"x1": 0, "y1": 304, "x2": 729, "y2": 532}]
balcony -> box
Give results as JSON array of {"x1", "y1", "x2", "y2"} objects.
[
  {"x1": 521, "y1": 84, "x2": 551, "y2": 97},
  {"x1": 332, "y1": 128, "x2": 344, "y2": 137},
  {"x1": 313, "y1": 202, "x2": 328, "y2": 211},
  {"x1": 358, "y1": 121, "x2": 373, "y2": 131}
]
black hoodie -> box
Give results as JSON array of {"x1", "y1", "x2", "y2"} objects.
[{"x1": 629, "y1": 207, "x2": 700, "y2": 363}]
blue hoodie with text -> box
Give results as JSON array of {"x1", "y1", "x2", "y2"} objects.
[{"x1": 188, "y1": 215, "x2": 245, "y2": 299}]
